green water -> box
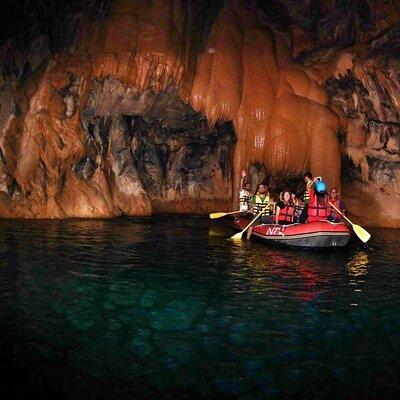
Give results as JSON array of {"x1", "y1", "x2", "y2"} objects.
[{"x1": 0, "y1": 217, "x2": 399, "y2": 399}]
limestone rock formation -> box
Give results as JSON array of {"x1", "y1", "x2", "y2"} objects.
[
  {"x1": 326, "y1": 49, "x2": 400, "y2": 228},
  {"x1": 0, "y1": 0, "x2": 399, "y2": 226},
  {"x1": 303, "y1": 11, "x2": 400, "y2": 228}
]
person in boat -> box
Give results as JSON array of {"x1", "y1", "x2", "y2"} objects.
[
  {"x1": 299, "y1": 171, "x2": 314, "y2": 223},
  {"x1": 246, "y1": 183, "x2": 274, "y2": 240},
  {"x1": 275, "y1": 191, "x2": 294, "y2": 225},
  {"x1": 307, "y1": 177, "x2": 329, "y2": 223},
  {"x1": 327, "y1": 186, "x2": 346, "y2": 222},
  {"x1": 292, "y1": 194, "x2": 305, "y2": 223},
  {"x1": 238, "y1": 170, "x2": 252, "y2": 212}
]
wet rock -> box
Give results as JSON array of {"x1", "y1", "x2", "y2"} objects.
[
  {"x1": 0, "y1": 0, "x2": 399, "y2": 226},
  {"x1": 367, "y1": 157, "x2": 400, "y2": 187},
  {"x1": 107, "y1": 286, "x2": 137, "y2": 307},
  {"x1": 59, "y1": 76, "x2": 81, "y2": 118},
  {"x1": 323, "y1": 31, "x2": 400, "y2": 227},
  {"x1": 67, "y1": 303, "x2": 98, "y2": 330},
  {"x1": 0, "y1": 65, "x2": 235, "y2": 217},
  {"x1": 367, "y1": 24, "x2": 400, "y2": 57},
  {"x1": 148, "y1": 298, "x2": 202, "y2": 332},
  {"x1": 73, "y1": 156, "x2": 95, "y2": 181},
  {"x1": 140, "y1": 289, "x2": 157, "y2": 308},
  {"x1": 107, "y1": 318, "x2": 122, "y2": 332},
  {"x1": 164, "y1": 342, "x2": 192, "y2": 364},
  {"x1": 130, "y1": 337, "x2": 152, "y2": 358}
]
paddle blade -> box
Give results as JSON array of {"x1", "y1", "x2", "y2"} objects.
[
  {"x1": 230, "y1": 231, "x2": 244, "y2": 240},
  {"x1": 353, "y1": 224, "x2": 371, "y2": 243},
  {"x1": 209, "y1": 212, "x2": 227, "y2": 219}
]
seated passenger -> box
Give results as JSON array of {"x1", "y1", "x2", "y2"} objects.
[
  {"x1": 292, "y1": 194, "x2": 305, "y2": 223},
  {"x1": 328, "y1": 187, "x2": 346, "y2": 222},
  {"x1": 239, "y1": 170, "x2": 252, "y2": 212},
  {"x1": 247, "y1": 183, "x2": 274, "y2": 240},
  {"x1": 307, "y1": 178, "x2": 329, "y2": 223},
  {"x1": 275, "y1": 191, "x2": 294, "y2": 225}
]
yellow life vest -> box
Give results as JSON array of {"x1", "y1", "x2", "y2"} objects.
[{"x1": 251, "y1": 194, "x2": 273, "y2": 216}]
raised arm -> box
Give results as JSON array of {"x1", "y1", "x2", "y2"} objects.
[{"x1": 240, "y1": 169, "x2": 247, "y2": 189}]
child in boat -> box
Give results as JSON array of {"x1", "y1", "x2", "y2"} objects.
[
  {"x1": 238, "y1": 170, "x2": 252, "y2": 212},
  {"x1": 328, "y1": 186, "x2": 346, "y2": 222},
  {"x1": 275, "y1": 191, "x2": 295, "y2": 225}
]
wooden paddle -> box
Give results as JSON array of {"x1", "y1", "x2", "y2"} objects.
[
  {"x1": 210, "y1": 210, "x2": 244, "y2": 219},
  {"x1": 328, "y1": 202, "x2": 371, "y2": 243},
  {"x1": 231, "y1": 211, "x2": 264, "y2": 240}
]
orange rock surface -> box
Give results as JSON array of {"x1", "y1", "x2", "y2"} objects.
[
  {"x1": 91, "y1": 0, "x2": 342, "y2": 190},
  {"x1": 0, "y1": 0, "x2": 352, "y2": 218},
  {"x1": 190, "y1": 1, "x2": 340, "y2": 205}
]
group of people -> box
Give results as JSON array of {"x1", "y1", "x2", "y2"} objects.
[{"x1": 239, "y1": 170, "x2": 346, "y2": 239}]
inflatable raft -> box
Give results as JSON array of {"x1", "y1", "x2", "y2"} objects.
[{"x1": 234, "y1": 217, "x2": 350, "y2": 249}]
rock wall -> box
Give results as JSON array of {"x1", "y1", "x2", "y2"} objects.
[
  {"x1": 299, "y1": 7, "x2": 400, "y2": 228},
  {"x1": 0, "y1": 61, "x2": 234, "y2": 217},
  {"x1": 326, "y1": 46, "x2": 400, "y2": 227},
  {"x1": 265, "y1": 0, "x2": 400, "y2": 227},
  {"x1": 0, "y1": 0, "x2": 399, "y2": 225},
  {"x1": 0, "y1": 0, "x2": 233, "y2": 217}
]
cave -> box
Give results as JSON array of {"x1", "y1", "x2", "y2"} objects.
[
  {"x1": 77, "y1": 83, "x2": 236, "y2": 216},
  {"x1": 0, "y1": 0, "x2": 399, "y2": 225},
  {"x1": 2, "y1": 2, "x2": 400, "y2": 400}
]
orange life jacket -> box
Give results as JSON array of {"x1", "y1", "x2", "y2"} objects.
[
  {"x1": 277, "y1": 203, "x2": 294, "y2": 223},
  {"x1": 308, "y1": 192, "x2": 328, "y2": 219}
]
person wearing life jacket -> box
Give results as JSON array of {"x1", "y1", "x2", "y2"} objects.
[
  {"x1": 275, "y1": 191, "x2": 294, "y2": 225},
  {"x1": 292, "y1": 194, "x2": 305, "y2": 223},
  {"x1": 307, "y1": 178, "x2": 329, "y2": 223},
  {"x1": 299, "y1": 171, "x2": 314, "y2": 223},
  {"x1": 327, "y1": 186, "x2": 346, "y2": 222},
  {"x1": 246, "y1": 183, "x2": 274, "y2": 240},
  {"x1": 238, "y1": 170, "x2": 252, "y2": 212}
]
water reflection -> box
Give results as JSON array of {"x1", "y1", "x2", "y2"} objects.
[
  {"x1": 0, "y1": 218, "x2": 400, "y2": 398},
  {"x1": 346, "y1": 251, "x2": 370, "y2": 277}
]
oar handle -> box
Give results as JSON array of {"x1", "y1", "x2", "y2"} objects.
[
  {"x1": 328, "y1": 202, "x2": 371, "y2": 243},
  {"x1": 328, "y1": 202, "x2": 353, "y2": 226},
  {"x1": 240, "y1": 211, "x2": 264, "y2": 234},
  {"x1": 210, "y1": 210, "x2": 244, "y2": 219}
]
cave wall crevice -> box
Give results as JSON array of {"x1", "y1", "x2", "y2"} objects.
[
  {"x1": 0, "y1": 0, "x2": 399, "y2": 225},
  {"x1": 319, "y1": 22, "x2": 400, "y2": 227}
]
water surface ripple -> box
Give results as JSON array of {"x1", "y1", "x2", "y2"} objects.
[{"x1": 0, "y1": 217, "x2": 400, "y2": 399}]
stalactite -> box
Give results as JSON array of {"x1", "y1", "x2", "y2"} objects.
[
  {"x1": 190, "y1": 0, "x2": 340, "y2": 203},
  {"x1": 78, "y1": 0, "x2": 342, "y2": 193},
  {"x1": 0, "y1": 0, "x2": 343, "y2": 218}
]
